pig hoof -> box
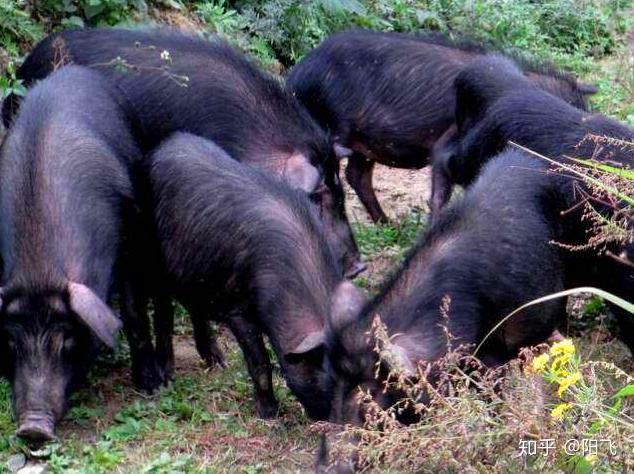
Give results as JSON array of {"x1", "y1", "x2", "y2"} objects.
[
  {"x1": 156, "y1": 353, "x2": 175, "y2": 383},
  {"x1": 203, "y1": 353, "x2": 226, "y2": 369},
  {"x1": 256, "y1": 399, "x2": 279, "y2": 419},
  {"x1": 133, "y1": 366, "x2": 164, "y2": 394},
  {"x1": 157, "y1": 363, "x2": 174, "y2": 386},
  {"x1": 201, "y1": 343, "x2": 226, "y2": 369}
]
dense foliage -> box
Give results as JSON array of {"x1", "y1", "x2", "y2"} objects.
[
  {"x1": 0, "y1": 0, "x2": 631, "y2": 68},
  {"x1": 2, "y1": 0, "x2": 632, "y2": 115}
]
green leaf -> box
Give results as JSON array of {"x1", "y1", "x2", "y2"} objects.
[
  {"x1": 415, "y1": 9, "x2": 442, "y2": 26},
  {"x1": 512, "y1": 143, "x2": 634, "y2": 207},
  {"x1": 570, "y1": 454, "x2": 593, "y2": 474},
  {"x1": 567, "y1": 157, "x2": 634, "y2": 181},
  {"x1": 60, "y1": 16, "x2": 85, "y2": 29},
  {"x1": 614, "y1": 384, "x2": 634, "y2": 399},
  {"x1": 84, "y1": 3, "x2": 105, "y2": 19}
]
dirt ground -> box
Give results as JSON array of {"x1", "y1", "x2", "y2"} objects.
[{"x1": 341, "y1": 161, "x2": 432, "y2": 224}]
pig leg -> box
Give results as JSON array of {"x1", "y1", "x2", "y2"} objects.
[
  {"x1": 429, "y1": 125, "x2": 460, "y2": 219},
  {"x1": 345, "y1": 153, "x2": 388, "y2": 224},
  {"x1": 153, "y1": 291, "x2": 175, "y2": 382},
  {"x1": 607, "y1": 271, "x2": 634, "y2": 356},
  {"x1": 429, "y1": 163, "x2": 453, "y2": 221},
  {"x1": 120, "y1": 282, "x2": 162, "y2": 392},
  {"x1": 227, "y1": 314, "x2": 279, "y2": 418},
  {"x1": 616, "y1": 310, "x2": 634, "y2": 357},
  {"x1": 188, "y1": 304, "x2": 226, "y2": 368}
]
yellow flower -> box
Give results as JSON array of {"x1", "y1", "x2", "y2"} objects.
[
  {"x1": 531, "y1": 353, "x2": 550, "y2": 373},
  {"x1": 551, "y1": 354, "x2": 573, "y2": 375},
  {"x1": 551, "y1": 402, "x2": 573, "y2": 421},
  {"x1": 585, "y1": 454, "x2": 598, "y2": 465},
  {"x1": 550, "y1": 339, "x2": 575, "y2": 357},
  {"x1": 557, "y1": 372, "x2": 582, "y2": 398}
]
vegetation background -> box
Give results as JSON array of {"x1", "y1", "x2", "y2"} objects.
[{"x1": 0, "y1": 0, "x2": 633, "y2": 472}]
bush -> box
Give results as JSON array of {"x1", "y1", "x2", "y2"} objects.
[
  {"x1": 0, "y1": 0, "x2": 43, "y2": 54},
  {"x1": 186, "y1": 0, "x2": 633, "y2": 73},
  {"x1": 32, "y1": 0, "x2": 153, "y2": 29},
  {"x1": 0, "y1": 0, "x2": 631, "y2": 72}
]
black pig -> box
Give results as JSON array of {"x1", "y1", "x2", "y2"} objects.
[
  {"x1": 287, "y1": 29, "x2": 596, "y2": 223},
  {"x1": 432, "y1": 54, "x2": 633, "y2": 207},
  {"x1": 327, "y1": 149, "x2": 567, "y2": 424},
  {"x1": 431, "y1": 70, "x2": 634, "y2": 352},
  {"x1": 0, "y1": 66, "x2": 160, "y2": 442},
  {"x1": 1, "y1": 28, "x2": 363, "y2": 278},
  {"x1": 149, "y1": 132, "x2": 365, "y2": 420},
  {"x1": 433, "y1": 76, "x2": 633, "y2": 200}
]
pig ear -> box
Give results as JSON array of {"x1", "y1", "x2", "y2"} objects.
[
  {"x1": 330, "y1": 281, "x2": 367, "y2": 329},
  {"x1": 455, "y1": 95, "x2": 481, "y2": 135},
  {"x1": 333, "y1": 142, "x2": 353, "y2": 160},
  {"x1": 454, "y1": 77, "x2": 490, "y2": 134},
  {"x1": 547, "y1": 329, "x2": 565, "y2": 343},
  {"x1": 284, "y1": 152, "x2": 321, "y2": 193},
  {"x1": 67, "y1": 282, "x2": 121, "y2": 348},
  {"x1": 284, "y1": 331, "x2": 325, "y2": 364}
]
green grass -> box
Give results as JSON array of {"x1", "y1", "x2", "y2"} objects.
[
  {"x1": 0, "y1": 332, "x2": 320, "y2": 473},
  {"x1": 591, "y1": 53, "x2": 634, "y2": 125},
  {"x1": 351, "y1": 209, "x2": 426, "y2": 292},
  {"x1": 353, "y1": 209, "x2": 426, "y2": 261}
]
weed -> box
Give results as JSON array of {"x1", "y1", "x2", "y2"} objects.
[
  {"x1": 353, "y1": 209, "x2": 426, "y2": 260},
  {"x1": 327, "y1": 335, "x2": 634, "y2": 472}
]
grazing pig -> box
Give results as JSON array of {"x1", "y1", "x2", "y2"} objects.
[
  {"x1": 327, "y1": 149, "x2": 567, "y2": 424},
  {"x1": 0, "y1": 66, "x2": 160, "y2": 442},
  {"x1": 431, "y1": 55, "x2": 634, "y2": 212},
  {"x1": 1, "y1": 28, "x2": 363, "y2": 278},
  {"x1": 431, "y1": 68, "x2": 634, "y2": 353},
  {"x1": 148, "y1": 132, "x2": 364, "y2": 420},
  {"x1": 287, "y1": 29, "x2": 596, "y2": 223}
]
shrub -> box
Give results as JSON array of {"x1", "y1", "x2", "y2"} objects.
[{"x1": 0, "y1": 0, "x2": 43, "y2": 54}]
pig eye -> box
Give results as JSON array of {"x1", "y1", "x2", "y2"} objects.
[
  {"x1": 310, "y1": 186, "x2": 326, "y2": 201},
  {"x1": 63, "y1": 335, "x2": 76, "y2": 353}
]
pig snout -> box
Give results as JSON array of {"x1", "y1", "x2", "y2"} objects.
[
  {"x1": 16, "y1": 411, "x2": 56, "y2": 443},
  {"x1": 13, "y1": 357, "x2": 69, "y2": 445}
]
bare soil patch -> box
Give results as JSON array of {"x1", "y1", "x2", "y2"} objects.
[{"x1": 342, "y1": 161, "x2": 431, "y2": 224}]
